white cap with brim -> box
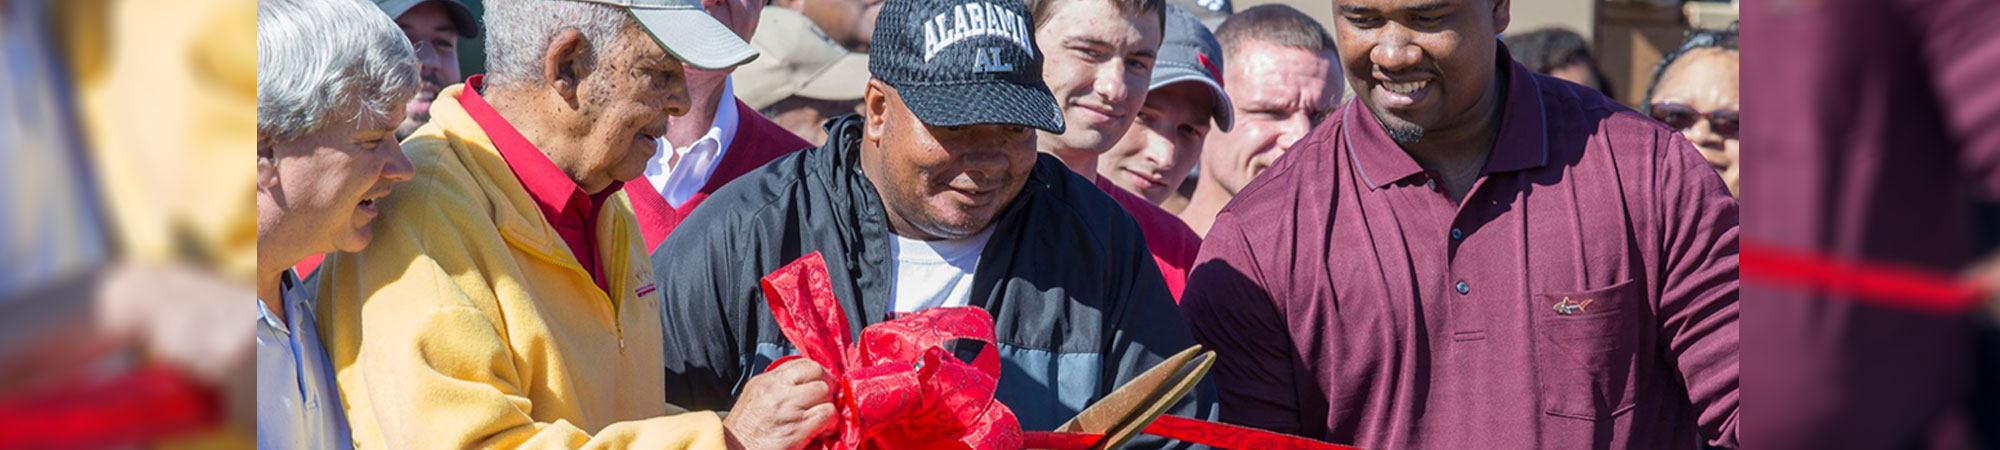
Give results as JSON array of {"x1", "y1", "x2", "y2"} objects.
[{"x1": 565, "y1": 0, "x2": 759, "y2": 70}]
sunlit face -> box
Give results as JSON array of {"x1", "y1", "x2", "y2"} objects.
[
  {"x1": 1098, "y1": 82, "x2": 1215, "y2": 203},
  {"x1": 1648, "y1": 48, "x2": 1740, "y2": 196},
  {"x1": 1202, "y1": 41, "x2": 1339, "y2": 195},
  {"x1": 564, "y1": 25, "x2": 689, "y2": 192},
  {"x1": 260, "y1": 109, "x2": 415, "y2": 255},
  {"x1": 1334, "y1": 0, "x2": 1508, "y2": 145},
  {"x1": 861, "y1": 81, "x2": 1038, "y2": 241},
  {"x1": 1033, "y1": 0, "x2": 1162, "y2": 154},
  {"x1": 395, "y1": 1, "x2": 464, "y2": 139}
]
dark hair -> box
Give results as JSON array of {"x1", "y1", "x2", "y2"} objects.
[
  {"x1": 1642, "y1": 23, "x2": 1740, "y2": 114},
  {"x1": 1503, "y1": 27, "x2": 1613, "y2": 96},
  {"x1": 1026, "y1": 0, "x2": 1167, "y2": 33},
  {"x1": 1214, "y1": 4, "x2": 1335, "y2": 56}
]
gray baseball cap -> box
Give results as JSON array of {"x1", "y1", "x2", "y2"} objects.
[
  {"x1": 565, "y1": 0, "x2": 759, "y2": 70},
  {"x1": 372, "y1": 0, "x2": 482, "y2": 39},
  {"x1": 1151, "y1": 4, "x2": 1233, "y2": 131}
]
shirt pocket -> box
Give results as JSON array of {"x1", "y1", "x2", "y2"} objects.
[{"x1": 1532, "y1": 278, "x2": 1640, "y2": 420}]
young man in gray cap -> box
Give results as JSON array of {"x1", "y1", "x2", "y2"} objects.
[
  {"x1": 1092, "y1": 5, "x2": 1231, "y2": 301},
  {"x1": 371, "y1": 0, "x2": 482, "y2": 140},
  {"x1": 1097, "y1": 5, "x2": 1232, "y2": 207},
  {"x1": 314, "y1": 1, "x2": 835, "y2": 448},
  {"x1": 651, "y1": 0, "x2": 1214, "y2": 445}
]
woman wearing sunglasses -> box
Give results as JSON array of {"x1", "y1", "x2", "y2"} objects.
[{"x1": 1645, "y1": 25, "x2": 1740, "y2": 196}]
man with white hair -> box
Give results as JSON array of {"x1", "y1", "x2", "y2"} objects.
[
  {"x1": 314, "y1": 0, "x2": 836, "y2": 448},
  {"x1": 255, "y1": 0, "x2": 417, "y2": 447}
]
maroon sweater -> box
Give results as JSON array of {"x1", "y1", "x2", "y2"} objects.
[{"x1": 625, "y1": 99, "x2": 812, "y2": 251}]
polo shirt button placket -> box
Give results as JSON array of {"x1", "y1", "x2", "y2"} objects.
[{"x1": 1455, "y1": 280, "x2": 1470, "y2": 295}]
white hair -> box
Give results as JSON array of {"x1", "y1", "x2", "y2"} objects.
[
  {"x1": 257, "y1": 0, "x2": 420, "y2": 142},
  {"x1": 482, "y1": 0, "x2": 635, "y2": 91}
]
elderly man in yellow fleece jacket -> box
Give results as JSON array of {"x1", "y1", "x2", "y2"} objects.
[{"x1": 314, "y1": 0, "x2": 837, "y2": 448}]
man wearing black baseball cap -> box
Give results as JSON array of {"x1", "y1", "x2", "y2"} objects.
[
  {"x1": 371, "y1": 0, "x2": 482, "y2": 139},
  {"x1": 651, "y1": 0, "x2": 1215, "y2": 443}
]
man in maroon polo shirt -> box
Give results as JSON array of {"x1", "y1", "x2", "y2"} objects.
[
  {"x1": 1179, "y1": 0, "x2": 1739, "y2": 448},
  {"x1": 624, "y1": 0, "x2": 815, "y2": 251}
]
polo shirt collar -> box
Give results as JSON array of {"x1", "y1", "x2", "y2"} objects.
[
  {"x1": 459, "y1": 75, "x2": 623, "y2": 224},
  {"x1": 257, "y1": 270, "x2": 307, "y2": 335},
  {"x1": 1343, "y1": 42, "x2": 1549, "y2": 190}
]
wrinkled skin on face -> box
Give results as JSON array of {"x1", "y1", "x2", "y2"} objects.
[
  {"x1": 1334, "y1": 0, "x2": 1510, "y2": 147},
  {"x1": 1201, "y1": 41, "x2": 1341, "y2": 196},
  {"x1": 1098, "y1": 82, "x2": 1216, "y2": 203},
  {"x1": 257, "y1": 108, "x2": 415, "y2": 256},
  {"x1": 860, "y1": 80, "x2": 1038, "y2": 241},
  {"x1": 543, "y1": 25, "x2": 691, "y2": 193},
  {"x1": 1033, "y1": 0, "x2": 1163, "y2": 158}
]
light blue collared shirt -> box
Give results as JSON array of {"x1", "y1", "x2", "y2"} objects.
[{"x1": 256, "y1": 270, "x2": 353, "y2": 449}]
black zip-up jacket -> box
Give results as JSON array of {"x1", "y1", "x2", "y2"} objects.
[{"x1": 651, "y1": 114, "x2": 1215, "y2": 445}]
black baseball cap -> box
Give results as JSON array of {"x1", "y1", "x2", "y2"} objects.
[
  {"x1": 869, "y1": 0, "x2": 1065, "y2": 133},
  {"x1": 372, "y1": 0, "x2": 482, "y2": 39}
]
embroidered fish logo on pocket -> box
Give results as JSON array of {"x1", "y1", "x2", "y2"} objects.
[{"x1": 1553, "y1": 296, "x2": 1594, "y2": 315}]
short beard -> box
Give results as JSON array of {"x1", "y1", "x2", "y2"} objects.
[{"x1": 1386, "y1": 123, "x2": 1424, "y2": 145}]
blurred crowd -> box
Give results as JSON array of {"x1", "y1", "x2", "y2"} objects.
[{"x1": 0, "y1": 0, "x2": 1994, "y2": 448}]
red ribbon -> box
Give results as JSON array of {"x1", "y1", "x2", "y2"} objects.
[
  {"x1": 0, "y1": 366, "x2": 218, "y2": 449},
  {"x1": 1740, "y1": 242, "x2": 1989, "y2": 314},
  {"x1": 1020, "y1": 416, "x2": 1363, "y2": 450},
  {"x1": 760, "y1": 253, "x2": 1362, "y2": 449}
]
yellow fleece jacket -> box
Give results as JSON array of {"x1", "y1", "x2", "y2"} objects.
[{"x1": 316, "y1": 84, "x2": 725, "y2": 449}]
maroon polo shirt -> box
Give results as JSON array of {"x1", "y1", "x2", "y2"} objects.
[
  {"x1": 1743, "y1": 0, "x2": 2000, "y2": 447},
  {"x1": 461, "y1": 75, "x2": 619, "y2": 295},
  {"x1": 1095, "y1": 176, "x2": 1202, "y2": 300},
  {"x1": 1180, "y1": 52, "x2": 1740, "y2": 448}
]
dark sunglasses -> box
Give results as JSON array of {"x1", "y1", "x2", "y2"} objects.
[{"x1": 1647, "y1": 103, "x2": 1738, "y2": 138}]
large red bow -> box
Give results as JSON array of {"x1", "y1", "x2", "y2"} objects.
[{"x1": 762, "y1": 252, "x2": 1024, "y2": 450}]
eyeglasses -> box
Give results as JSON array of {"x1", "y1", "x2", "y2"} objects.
[{"x1": 1647, "y1": 103, "x2": 1738, "y2": 138}]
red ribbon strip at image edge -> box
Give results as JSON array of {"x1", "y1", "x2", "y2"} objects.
[{"x1": 1740, "y1": 242, "x2": 1988, "y2": 314}]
